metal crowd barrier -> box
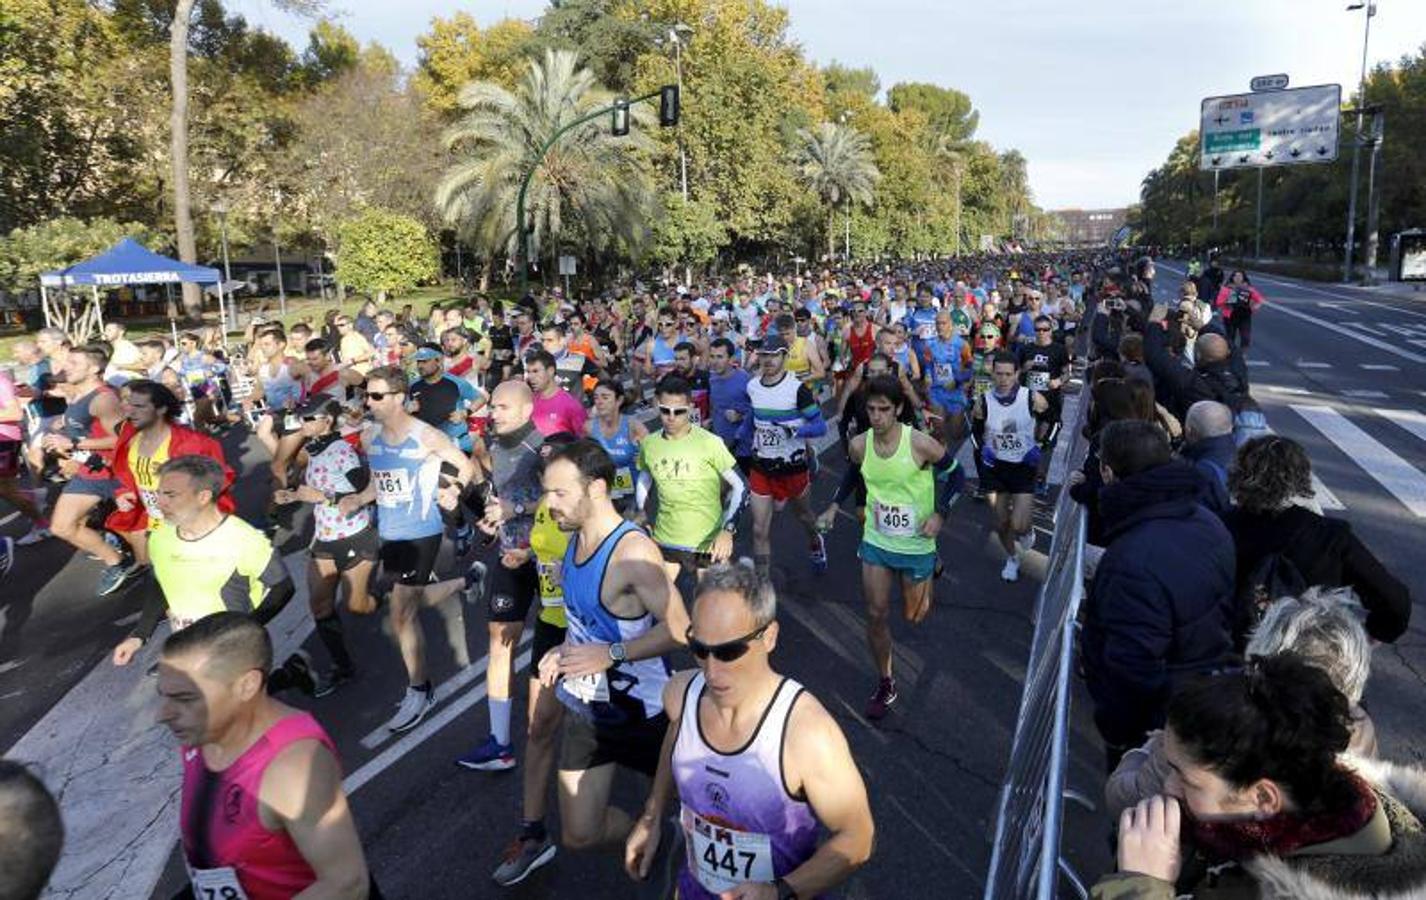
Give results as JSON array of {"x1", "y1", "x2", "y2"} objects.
[{"x1": 984, "y1": 355, "x2": 1095, "y2": 900}]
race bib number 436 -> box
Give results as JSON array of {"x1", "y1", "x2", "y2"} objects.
[{"x1": 682, "y1": 808, "x2": 775, "y2": 894}]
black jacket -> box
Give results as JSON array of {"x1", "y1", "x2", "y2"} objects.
[
  {"x1": 1224, "y1": 504, "x2": 1411, "y2": 643},
  {"x1": 1082, "y1": 460, "x2": 1238, "y2": 748},
  {"x1": 1180, "y1": 433, "x2": 1235, "y2": 517},
  {"x1": 1143, "y1": 321, "x2": 1250, "y2": 421}
]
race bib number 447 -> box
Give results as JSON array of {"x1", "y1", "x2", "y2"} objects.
[{"x1": 682, "y1": 807, "x2": 775, "y2": 894}]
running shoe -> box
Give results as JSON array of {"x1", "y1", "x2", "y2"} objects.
[
  {"x1": 1000, "y1": 555, "x2": 1021, "y2": 583},
  {"x1": 865, "y1": 677, "x2": 898, "y2": 721},
  {"x1": 16, "y1": 526, "x2": 51, "y2": 546},
  {"x1": 456, "y1": 735, "x2": 517, "y2": 771},
  {"x1": 808, "y1": 533, "x2": 827, "y2": 574},
  {"x1": 313, "y1": 665, "x2": 356, "y2": 699},
  {"x1": 387, "y1": 684, "x2": 435, "y2": 733},
  {"x1": 96, "y1": 557, "x2": 142, "y2": 596},
  {"x1": 492, "y1": 835, "x2": 557, "y2": 886},
  {"x1": 0, "y1": 536, "x2": 14, "y2": 578},
  {"x1": 1017, "y1": 532, "x2": 1035, "y2": 556},
  {"x1": 1034, "y1": 480, "x2": 1051, "y2": 499},
  {"x1": 462, "y1": 559, "x2": 488, "y2": 606},
  {"x1": 279, "y1": 651, "x2": 318, "y2": 697}
]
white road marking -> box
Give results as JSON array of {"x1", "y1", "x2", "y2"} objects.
[
  {"x1": 344, "y1": 647, "x2": 533, "y2": 795},
  {"x1": 1265, "y1": 303, "x2": 1426, "y2": 364},
  {"x1": 1297, "y1": 361, "x2": 1332, "y2": 369},
  {"x1": 1410, "y1": 339, "x2": 1426, "y2": 351},
  {"x1": 1378, "y1": 408, "x2": 1426, "y2": 444},
  {"x1": 1260, "y1": 384, "x2": 1313, "y2": 395},
  {"x1": 1311, "y1": 475, "x2": 1347, "y2": 511},
  {"x1": 1346, "y1": 321, "x2": 1386, "y2": 336},
  {"x1": 358, "y1": 632, "x2": 533, "y2": 750},
  {"x1": 1360, "y1": 364, "x2": 1399, "y2": 371},
  {"x1": 1291, "y1": 405, "x2": 1426, "y2": 518},
  {"x1": 0, "y1": 659, "x2": 24, "y2": 675},
  {"x1": 1317, "y1": 301, "x2": 1355, "y2": 312},
  {"x1": 1341, "y1": 389, "x2": 1390, "y2": 400},
  {"x1": 1246, "y1": 359, "x2": 1270, "y2": 367}
]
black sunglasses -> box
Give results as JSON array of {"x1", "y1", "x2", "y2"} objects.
[
  {"x1": 300, "y1": 413, "x2": 327, "y2": 422},
  {"x1": 687, "y1": 623, "x2": 771, "y2": 663},
  {"x1": 366, "y1": 391, "x2": 400, "y2": 402},
  {"x1": 658, "y1": 405, "x2": 689, "y2": 417}
]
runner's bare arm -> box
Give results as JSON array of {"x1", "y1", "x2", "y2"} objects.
[
  {"x1": 779, "y1": 695, "x2": 875, "y2": 897},
  {"x1": 614, "y1": 533, "x2": 689, "y2": 653},
  {"x1": 419, "y1": 426, "x2": 477, "y2": 487},
  {"x1": 262, "y1": 740, "x2": 369, "y2": 900},
  {"x1": 909, "y1": 429, "x2": 948, "y2": 469}
]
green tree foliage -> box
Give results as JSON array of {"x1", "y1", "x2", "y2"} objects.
[
  {"x1": 334, "y1": 208, "x2": 439, "y2": 300},
  {"x1": 298, "y1": 19, "x2": 360, "y2": 86},
  {"x1": 887, "y1": 82, "x2": 979, "y2": 146},
  {"x1": 0, "y1": 217, "x2": 157, "y2": 293},
  {"x1": 435, "y1": 48, "x2": 658, "y2": 273},
  {"x1": 530, "y1": 0, "x2": 655, "y2": 96},
  {"x1": 648, "y1": 193, "x2": 727, "y2": 270},
  {"x1": 413, "y1": 13, "x2": 534, "y2": 117},
  {"x1": 796, "y1": 122, "x2": 881, "y2": 260}
]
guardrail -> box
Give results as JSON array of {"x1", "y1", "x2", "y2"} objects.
[{"x1": 984, "y1": 358, "x2": 1095, "y2": 900}]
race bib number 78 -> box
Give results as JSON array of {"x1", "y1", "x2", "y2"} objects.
[{"x1": 189, "y1": 866, "x2": 249, "y2": 900}]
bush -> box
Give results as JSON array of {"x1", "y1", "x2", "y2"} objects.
[{"x1": 334, "y1": 208, "x2": 440, "y2": 301}]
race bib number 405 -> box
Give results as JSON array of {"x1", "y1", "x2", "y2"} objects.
[
  {"x1": 682, "y1": 807, "x2": 775, "y2": 894},
  {"x1": 873, "y1": 501, "x2": 917, "y2": 538},
  {"x1": 372, "y1": 468, "x2": 413, "y2": 505}
]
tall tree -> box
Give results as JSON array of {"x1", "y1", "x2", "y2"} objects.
[
  {"x1": 414, "y1": 13, "x2": 534, "y2": 117},
  {"x1": 795, "y1": 122, "x2": 881, "y2": 260},
  {"x1": 887, "y1": 82, "x2": 979, "y2": 146}
]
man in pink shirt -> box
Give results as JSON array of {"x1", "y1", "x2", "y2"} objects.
[{"x1": 524, "y1": 350, "x2": 587, "y2": 437}]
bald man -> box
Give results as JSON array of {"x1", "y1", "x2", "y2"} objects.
[
  {"x1": 1143, "y1": 303, "x2": 1249, "y2": 421},
  {"x1": 0, "y1": 761, "x2": 63, "y2": 900},
  {"x1": 456, "y1": 377, "x2": 548, "y2": 770},
  {"x1": 1182, "y1": 400, "x2": 1236, "y2": 514}
]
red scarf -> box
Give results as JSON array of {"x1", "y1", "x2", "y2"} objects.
[{"x1": 1185, "y1": 773, "x2": 1378, "y2": 862}]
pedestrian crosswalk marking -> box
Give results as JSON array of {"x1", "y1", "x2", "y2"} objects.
[
  {"x1": 1346, "y1": 321, "x2": 1386, "y2": 336},
  {"x1": 1268, "y1": 302, "x2": 1426, "y2": 364},
  {"x1": 1246, "y1": 359, "x2": 1270, "y2": 367},
  {"x1": 1310, "y1": 475, "x2": 1347, "y2": 511},
  {"x1": 1341, "y1": 389, "x2": 1390, "y2": 400},
  {"x1": 1297, "y1": 361, "x2": 1331, "y2": 369},
  {"x1": 1360, "y1": 364, "x2": 1399, "y2": 371},
  {"x1": 1291, "y1": 405, "x2": 1426, "y2": 519},
  {"x1": 1378, "y1": 408, "x2": 1426, "y2": 444}
]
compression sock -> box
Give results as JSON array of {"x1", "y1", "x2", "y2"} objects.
[
  {"x1": 489, "y1": 696, "x2": 512, "y2": 746},
  {"x1": 520, "y1": 819, "x2": 547, "y2": 841},
  {"x1": 315, "y1": 613, "x2": 354, "y2": 674}
]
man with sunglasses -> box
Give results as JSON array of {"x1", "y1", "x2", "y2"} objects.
[
  {"x1": 1015, "y1": 314, "x2": 1069, "y2": 498},
  {"x1": 625, "y1": 563, "x2": 874, "y2": 898},
  {"x1": 746, "y1": 335, "x2": 828, "y2": 581},
  {"x1": 534, "y1": 439, "x2": 687, "y2": 871},
  {"x1": 637, "y1": 310, "x2": 685, "y2": 383},
  {"x1": 341, "y1": 367, "x2": 475, "y2": 733},
  {"x1": 636, "y1": 375, "x2": 746, "y2": 584}
]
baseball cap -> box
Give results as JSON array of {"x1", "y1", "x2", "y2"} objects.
[
  {"x1": 414, "y1": 345, "x2": 443, "y2": 361},
  {"x1": 758, "y1": 334, "x2": 789, "y2": 354}
]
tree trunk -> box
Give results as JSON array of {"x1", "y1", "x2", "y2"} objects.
[
  {"x1": 827, "y1": 208, "x2": 836, "y2": 262},
  {"x1": 169, "y1": 0, "x2": 201, "y2": 318}
]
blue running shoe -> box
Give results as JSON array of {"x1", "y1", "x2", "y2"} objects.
[{"x1": 457, "y1": 734, "x2": 517, "y2": 771}]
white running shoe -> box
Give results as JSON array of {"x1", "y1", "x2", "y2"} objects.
[
  {"x1": 386, "y1": 685, "x2": 435, "y2": 733},
  {"x1": 1001, "y1": 555, "x2": 1021, "y2": 583},
  {"x1": 16, "y1": 527, "x2": 51, "y2": 547},
  {"x1": 1016, "y1": 531, "x2": 1035, "y2": 556}
]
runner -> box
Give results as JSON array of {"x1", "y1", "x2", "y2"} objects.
[
  {"x1": 817, "y1": 376, "x2": 962, "y2": 719},
  {"x1": 1015, "y1": 314, "x2": 1069, "y2": 497},
  {"x1": 458, "y1": 380, "x2": 545, "y2": 770},
  {"x1": 157, "y1": 613, "x2": 372, "y2": 899},
  {"x1": 624, "y1": 563, "x2": 875, "y2": 897},
  {"x1": 672, "y1": 341, "x2": 711, "y2": 427},
  {"x1": 706, "y1": 337, "x2": 753, "y2": 473},
  {"x1": 921, "y1": 310, "x2": 974, "y2": 451},
  {"x1": 409, "y1": 343, "x2": 481, "y2": 455},
  {"x1": 273, "y1": 396, "x2": 377, "y2": 696},
  {"x1": 536, "y1": 439, "x2": 688, "y2": 866},
  {"x1": 636, "y1": 375, "x2": 746, "y2": 583},
  {"x1": 344, "y1": 367, "x2": 475, "y2": 733},
  {"x1": 638, "y1": 310, "x2": 685, "y2": 382},
  {"x1": 44, "y1": 343, "x2": 135, "y2": 595},
  {"x1": 525, "y1": 350, "x2": 588, "y2": 438},
  {"x1": 971, "y1": 352, "x2": 1050, "y2": 582},
  {"x1": 745, "y1": 335, "x2": 828, "y2": 582},
  {"x1": 540, "y1": 321, "x2": 602, "y2": 403},
  {"x1": 586, "y1": 379, "x2": 647, "y2": 514},
  {"x1": 1213, "y1": 269, "x2": 1265, "y2": 350}
]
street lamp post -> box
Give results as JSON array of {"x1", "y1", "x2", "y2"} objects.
[
  {"x1": 668, "y1": 23, "x2": 692, "y2": 202},
  {"x1": 1342, "y1": 0, "x2": 1376, "y2": 283},
  {"x1": 272, "y1": 187, "x2": 287, "y2": 316},
  {"x1": 213, "y1": 199, "x2": 232, "y2": 284}
]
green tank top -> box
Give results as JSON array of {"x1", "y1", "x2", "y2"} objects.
[{"x1": 860, "y1": 423, "x2": 935, "y2": 556}]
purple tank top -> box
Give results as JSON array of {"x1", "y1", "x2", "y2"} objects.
[{"x1": 672, "y1": 673, "x2": 820, "y2": 899}]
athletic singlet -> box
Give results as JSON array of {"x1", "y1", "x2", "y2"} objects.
[
  {"x1": 557, "y1": 520, "x2": 670, "y2": 725},
  {"x1": 180, "y1": 713, "x2": 338, "y2": 900},
  {"x1": 861, "y1": 423, "x2": 936, "y2": 557},
  {"x1": 301, "y1": 365, "x2": 344, "y2": 404},
  {"x1": 672, "y1": 674, "x2": 819, "y2": 900},
  {"x1": 786, "y1": 336, "x2": 811, "y2": 381},
  {"x1": 529, "y1": 500, "x2": 570, "y2": 628},
  {"x1": 924, "y1": 336, "x2": 971, "y2": 396},
  {"x1": 907, "y1": 306, "x2": 938, "y2": 343},
  {"x1": 650, "y1": 335, "x2": 679, "y2": 374},
  {"x1": 747, "y1": 373, "x2": 815, "y2": 475},
  {"x1": 592, "y1": 415, "x2": 638, "y2": 499},
  {"x1": 984, "y1": 387, "x2": 1035, "y2": 464},
  {"x1": 367, "y1": 421, "x2": 443, "y2": 541},
  {"x1": 847, "y1": 322, "x2": 876, "y2": 369},
  {"x1": 261, "y1": 357, "x2": 301, "y2": 409},
  {"x1": 489, "y1": 426, "x2": 544, "y2": 552},
  {"x1": 149, "y1": 516, "x2": 285, "y2": 629},
  {"x1": 128, "y1": 429, "x2": 172, "y2": 531},
  {"x1": 62, "y1": 384, "x2": 116, "y2": 478},
  {"x1": 304, "y1": 434, "x2": 371, "y2": 542}
]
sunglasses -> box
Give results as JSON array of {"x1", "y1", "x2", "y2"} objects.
[
  {"x1": 658, "y1": 405, "x2": 690, "y2": 417},
  {"x1": 300, "y1": 413, "x2": 326, "y2": 422},
  {"x1": 687, "y1": 623, "x2": 771, "y2": 663},
  {"x1": 1035, "y1": 326, "x2": 1052, "y2": 332},
  {"x1": 366, "y1": 391, "x2": 400, "y2": 402}
]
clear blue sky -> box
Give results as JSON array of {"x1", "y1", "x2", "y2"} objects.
[{"x1": 232, "y1": 0, "x2": 1426, "y2": 210}]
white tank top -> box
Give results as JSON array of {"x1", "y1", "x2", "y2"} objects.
[{"x1": 984, "y1": 386, "x2": 1035, "y2": 463}]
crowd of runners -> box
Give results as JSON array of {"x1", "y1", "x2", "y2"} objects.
[{"x1": 4, "y1": 245, "x2": 1421, "y2": 900}]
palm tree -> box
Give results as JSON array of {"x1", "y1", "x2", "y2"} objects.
[
  {"x1": 435, "y1": 48, "x2": 657, "y2": 280},
  {"x1": 796, "y1": 122, "x2": 880, "y2": 262}
]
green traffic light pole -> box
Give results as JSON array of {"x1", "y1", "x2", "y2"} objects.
[{"x1": 516, "y1": 86, "x2": 675, "y2": 295}]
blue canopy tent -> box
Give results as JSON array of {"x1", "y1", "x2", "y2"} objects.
[{"x1": 39, "y1": 238, "x2": 227, "y2": 342}]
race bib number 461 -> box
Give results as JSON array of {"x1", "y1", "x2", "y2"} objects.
[
  {"x1": 372, "y1": 468, "x2": 413, "y2": 505},
  {"x1": 682, "y1": 808, "x2": 775, "y2": 894}
]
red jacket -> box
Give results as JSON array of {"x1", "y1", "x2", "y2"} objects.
[
  {"x1": 106, "y1": 421, "x2": 236, "y2": 533},
  {"x1": 1214, "y1": 284, "x2": 1265, "y2": 320}
]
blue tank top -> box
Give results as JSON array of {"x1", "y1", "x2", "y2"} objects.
[
  {"x1": 651, "y1": 335, "x2": 677, "y2": 372},
  {"x1": 367, "y1": 421, "x2": 444, "y2": 540},
  {"x1": 558, "y1": 520, "x2": 671, "y2": 725},
  {"x1": 925, "y1": 336, "x2": 968, "y2": 391},
  {"x1": 592, "y1": 415, "x2": 638, "y2": 499}
]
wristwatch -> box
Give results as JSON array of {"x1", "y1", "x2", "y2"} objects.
[
  {"x1": 513, "y1": 501, "x2": 526, "y2": 517},
  {"x1": 721, "y1": 519, "x2": 737, "y2": 534},
  {"x1": 608, "y1": 642, "x2": 628, "y2": 664},
  {"x1": 774, "y1": 877, "x2": 797, "y2": 900}
]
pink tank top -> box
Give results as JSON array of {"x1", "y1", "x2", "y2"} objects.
[{"x1": 180, "y1": 712, "x2": 338, "y2": 900}]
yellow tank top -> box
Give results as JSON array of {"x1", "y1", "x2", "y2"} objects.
[
  {"x1": 128, "y1": 430, "x2": 172, "y2": 531},
  {"x1": 787, "y1": 335, "x2": 811, "y2": 379},
  {"x1": 529, "y1": 500, "x2": 569, "y2": 628}
]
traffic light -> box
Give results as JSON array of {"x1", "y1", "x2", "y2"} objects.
[
  {"x1": 659, "y1": 85, "x2": 680, "y2": 127},
  {"x1": 612, "y1": 98, "x2": 630, "y2": 137}
]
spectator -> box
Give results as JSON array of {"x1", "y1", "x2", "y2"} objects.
[
  {"x1": 0, "y1": 760, "x2": 64, "y2": 900},
  {"x1": 354, "y1": 299, "x2": 380, "y2": 341},
  {"x1": 1070, "y1": 378, "x2": 1149, "y2": 548},
  {"x1": 1118, "y1": 333, "x2": 1151, "y2": 385},
  {"x1": 1225, "y1": 435, "x2": 1410, "y2": 644},
  {"x1": 1093, "y1": 656, "x2": 1426, "y2": 900},
  {"x1": 1142, "y1": 303, "x2": 1249, "y2": 422},
  {"x1": 1180, "y1": 400, "x2": 1234, "y2": 515},
  {"x1": 1105, "y1": 586, "x2": 1378, "y2": 818},
  {"x1": 1080, "y1": 420, "x2": 1237, "y2": 769}
]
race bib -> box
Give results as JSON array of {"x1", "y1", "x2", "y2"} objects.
[
  {"x1": 993, "y1": 431, "x2": 1028, "y2": 457},
  {"x1": 916, "y1": 321, "x2": 936, "y2": 340},
  {"x1": 753, "y1": 421, "x2": 792, "y2": 455},
  {"x1": 189, "y1": 866, "x2": 249, "y2": 900},
  {"x1": 873, "y1": 501, "x2": 917, "y2": 538},
  {"x1": 689, "y1": 406, "x2": 702, "y2": 427},
  {"x1": 565, "y1": 671, "x2": 610, "y2": 703},
  {"x1": 373, "y1": 468, "x2": 413, "y2": 505},
  {"x1": 537, "y1": 560, "x2": 564, "y2": 606},
  {"x1": 140, "y1": 488, "x2": 164, "y2": 530},
  {"x1": 1026, "y1": 370, "x2": 1050, "y2": 392},
  {"x1": 612, "y1": 466, "x2": 634, "y2": 497},
  {"x1": 973, "y1": 374, "x2": 992, "y2": 398},
  {"x1": 934, "y1": 362, "x2": 956, "y2": 385},
  {"x1": 682, "y1": 807, "x2": 776, "y2": 894}
]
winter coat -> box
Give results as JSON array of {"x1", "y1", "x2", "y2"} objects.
[
  {"x1": 1081, "y1": 460, "x2": 1238, "y2": 749},
  {"x1": 1092, "y1": 758, "x2": 1426, "y2": 899},
  {"x1": 1180, "y1": 433, "x2": 1235, "y2": 516},
  {"x1": 105, "y1": 421, "x2": 236, "y2": 533},
  {"x1": 1224, "y1": 505, "x2": 1411, "y2": 644},
  {"x1": 1143, "y1": 322, "x2": 1250, "y2": 421}
]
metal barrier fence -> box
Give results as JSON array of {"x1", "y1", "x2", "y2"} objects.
[{"x1": 984, "y1": 366, "x2": 1094, "y2": 900}]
